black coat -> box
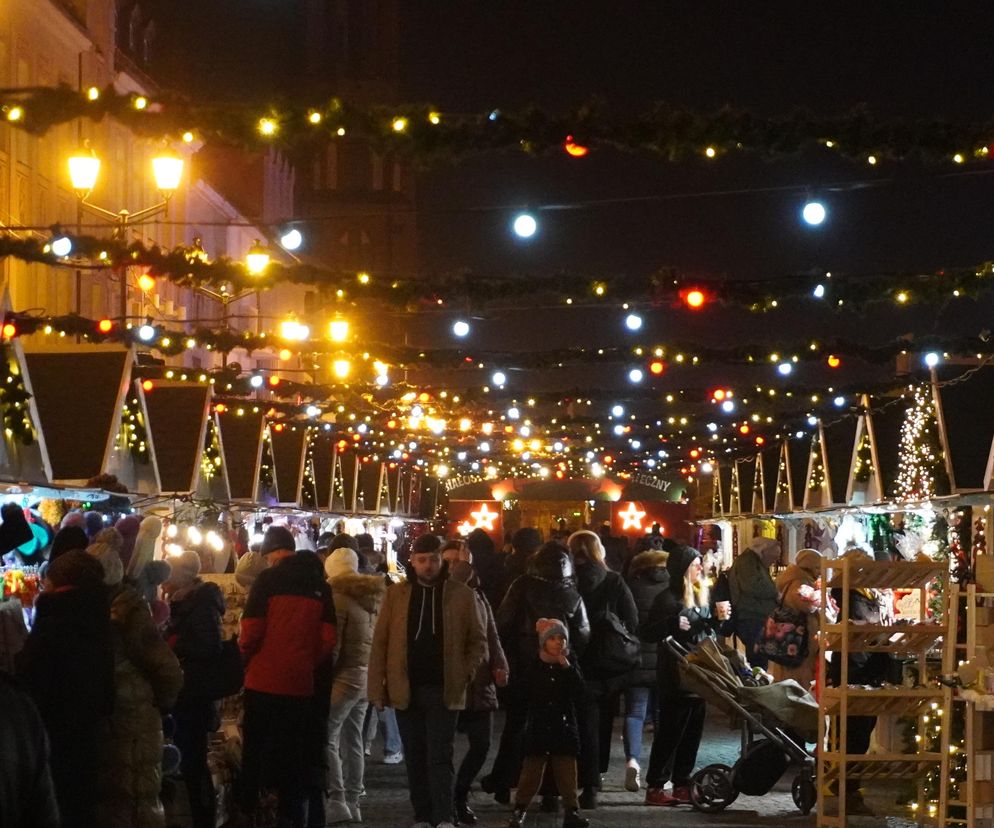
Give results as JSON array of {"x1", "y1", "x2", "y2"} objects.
[
  {"x1": 640, "y1": 585, "x2": 716, "y2": 699},
  {"x1": 165, "y1": 580, "x2": 225, "y2": 702},
  {"x1": 625, "y1": 553, "x2": 671, "y2": 687},
  {"x1": 575, "y1": 562, "x2": 639, "y2": 691},
  {"x1": 495, "y1": 549, "x2": 590, "y2": 685},
  {"x1": 521, "y1": 656, "x2": 584, "y2": 757}
]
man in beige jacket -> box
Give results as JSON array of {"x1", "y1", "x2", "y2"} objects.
[{"x1": 368, "y1": 533, "x2": 488, "y2": 828}]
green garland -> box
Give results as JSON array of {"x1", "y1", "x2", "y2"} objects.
[
  {"x1": 7, "y1": 232, "x2": 994, "y2": 311},
  {"x1": 0, "y1": 350, "x2": 33, "y2": 446},
  {"x1": 3, "y1": 85, "x2": 994, "y2": 165},
  {"x1": 120, "y1": 396, "x2": 149, "y2": 462}
]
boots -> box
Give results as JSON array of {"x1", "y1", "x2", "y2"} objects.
[
  {"x1": 562, "y1": 808, "x2": 590, "y2": 828},
  {"x1": 455, "y1": 789, "x2": 477, "y2": 825},
  {"x1": 507, "y1": 806, "x2": 527, "y2": 828}
]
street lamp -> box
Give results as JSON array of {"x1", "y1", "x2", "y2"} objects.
[{"x1": 67, "y1": 144, "x2": 185, "y2": 320}]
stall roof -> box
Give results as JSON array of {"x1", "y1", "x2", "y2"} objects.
[
  {"x1": 217, "y1": 410, "x2": 264, "y2": 501},
  {"x1": 824, "y1": 416, "x2": 858, "y2": 505},
  {"x1": 937, "y1": 364, "x2": 994, "y2": 491},
  {"x1": 271, "y1": 424, "x2": 307, "y2": 506},
  {"x1": 141, "y1": 382, "x2": 210, "y2": 494}
]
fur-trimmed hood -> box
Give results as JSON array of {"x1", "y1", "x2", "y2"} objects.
[
  {"x1": 628, "y1": 550, "x2": 670, "y2": 579},
  {"x1": 330, "y1": 572, "x2": 387, "y2": 613}
]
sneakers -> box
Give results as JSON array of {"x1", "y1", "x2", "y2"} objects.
[
  {"x1": 455, "y1": 791, "x2": 477, "y2": 825},
  {"x1": 347, "y1": 801, "x2": 363, "y2": 823},
  {"x1": 671, "y1": 785, "x2": 692, "y2": 804},
  {"x1": 383, "y1": 751, "x2": 404, "y2": 764},
  {"x1": 624, "y1": 765, "x2": 641, "y2": 792},
  {"x1": 644, "y1": 787, "x2": 681, "y2": 806}
]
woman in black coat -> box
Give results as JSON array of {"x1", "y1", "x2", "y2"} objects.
[
  {"x1": 567, "y1": 530, "x2": 638, "y2": 809},
  {"x1": 164, "y1": 551, "x2": 225, "y2": 828},
  {"x1": 17, "y1": 551, "x2": 114, "y2": 828},
  {"x1": 639, "y1": 545, "x2": 716, "y2": 807}
]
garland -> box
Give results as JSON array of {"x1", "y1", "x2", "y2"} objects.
[
  {"x1": 7, "y1": 232, "x2": 994, "y2": 311},
  {"x1": 0, "y1": 352, "x2": 33, "y2": 446},
  {"x1": 4, "y1": 85, "x2": 994, "y2": 165}
]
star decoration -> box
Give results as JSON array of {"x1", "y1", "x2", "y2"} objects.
[
  {"x1": 457, "y1": 520, "x2": 474, "y2": 536},
  {"x1": 471, "y1": 503, "x2": 497, "y2": 531},
  {"x1": 618, "y1": 502, "x2": 646, "y2": 531}
]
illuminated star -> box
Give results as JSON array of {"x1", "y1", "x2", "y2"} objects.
[
  {"x1": 618, "y1": 502, "x2": 646, "y2": 531},
  {"x1": 457, "y1": 520, "x2": 474, "y2": 537},
  {"x1": 471, "y1": 503, "x2": 497, "y2": 531}
]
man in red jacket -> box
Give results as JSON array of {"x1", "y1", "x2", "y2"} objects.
[{"x1": 239, "y1": 525, "x2": 336, "y2": 828}]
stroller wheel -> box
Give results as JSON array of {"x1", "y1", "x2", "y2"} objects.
[
  {"x1": 791, "y1": 773, "x2": 817, "y2": 815},
  {"x1": 689, "y1": 764, "x2": 737, "y2": 813}
]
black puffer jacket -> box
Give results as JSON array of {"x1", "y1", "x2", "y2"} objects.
[
  {"x1": 165, "y1": 580, "x2": 225, "y2": 702},
  {"x1": 495, "y1": 544, "x2": 590, "y2": 684},
  {"x1": 575, "y1": 561, "x2": 639, "y2": 691},
  {"x1": 639, "y1": 545, "x2": 716, "y2": 699},
  {"x1": 625, "y1": 551, "x2": 671, "y2": 687}
]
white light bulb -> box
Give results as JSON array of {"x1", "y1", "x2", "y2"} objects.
[
  {"x1": 701, "y1": 462, "x2": 714, "y2": 473},
  {"x1": 625, "y1": 313, "x2": 642, "y2": 331},
  {"x1": 777, "y1": 362, "x2": 793, "y2": 376},
  {"x1": 611, "y1": 405, "x2": 624, "y2": 417},
  {"x1": 512, "y1": 213, "x2": 538, "y2": 238},
  {"x1": 480, "y1": 441, "x2": 490, "y2": 453},
  {"x1": 137, "y1": 324, "x2": 156, "y2": 342},
  {"x1": 721, "y1": 400, "x2": 735, "y2": 413},
  {"x1": 613, "y1": 424, "x2": 625, "y2": 435},
  {"x1": 807, "y1": 416, "x2": 818, "y2": 426},
  {"x1": 802, "y1": 200, "x2": 827, "y2": 226},
  {"x1": 924, "y1": 352, "x2": 941, "y2": 368},
  {"x1": 553, "y1": 441, "x2": 564, "y2": 452},
  {"x1": 280, "y1": 228, "x2": 303, "y2": 251},
  {"x1": 375, "y1": 374, "x2": 389, "y2": 386},
  {"x1": 492, "y1": 371, "x2": 507, "y2": 387},
  {"x1": 452, "y1": 320, "x2": 470, "y2": 337},
  {"x1": 250, "y1": 375, "x2": 264, "y2": 388},
  {"x1": 51, "y1": 236, "x2": 73, "y2": 257},
  {"x1": 628, "y1": 368, "x2": 644, "y2": 383},
  {"x1": 813, "y1": 283, "x2": 826, "y2": 299},
  {"x1": 306, "y1": 405, "x2": 321, "y2": 417},
  {"x1": 834, "y1": 396, "x2": 846, "y2": 407},
  {"x1": 507, "y1": 406, "x2": 519, "y2": 420},
  {"x1": 707, "y1": 422, "x2": 718, "y2": 432}
]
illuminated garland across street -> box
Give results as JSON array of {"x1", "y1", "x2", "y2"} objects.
[{"x1": 3, "y1": 85, "x2": 994, "y2": 166}]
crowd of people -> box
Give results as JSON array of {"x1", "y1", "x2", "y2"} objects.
[{"x1": 1, "y1": 510, "x2": 841, "y2": 828}]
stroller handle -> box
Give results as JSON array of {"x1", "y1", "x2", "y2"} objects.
[{"x1": 663, "y1": 636, "x2": 692, "y2": 661}]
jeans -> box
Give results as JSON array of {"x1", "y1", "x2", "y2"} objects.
[
  {"x1": 515, "y1": 755, "x2": 578, "y2": 810},
  {"x1": 646, "y1": 695, "x2": 706, "y2": 788},
  {"x1": 455, "y1": 710, "x2": 492, "y2": 794},
  {"x1": 395, "y1": 685, "x2": 460, "y2": 825},
  {"x1": 576, "y1": 687, "x2": 618, "y2": 789},
  {"x1": 736, "y1": 616, "x2": 769, "y2": 669},
  {"x1": 173, "y1": 699, "x2": 217, "y2": 828},
  {"x1": 623, "y1": 686, "x2": 657, "y2": 764},
  {"x1": 365, "y1": 705, "x2": 403, "y2": 756},
  {"x1": 327, "y1": 679, "x2": 369, "y2": 804}
]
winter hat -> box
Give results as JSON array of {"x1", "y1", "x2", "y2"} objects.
[
  {"x1": 665, "y1": 544, "x2": 701, "y2": 582},
  {"x1": 325, "y1": 547, "x2": 359, "y2": 581},
  {"x1": 84, "y1": 511, "x2": 106, "y2": 540},
  {"x1": 48, "y1": 525, "x2": 90, "y2": 565},
  {"x1": 0, "y1": 503, "x2": 33, "y2": 555},
  {"x1": 466, "y1": 528, "x2": 495, "y2": 558},
  {"x1": 60, "y1": 510, "x2": 86, "y2": 531},
  {"x1": 411, "y1": 533, "x2": 442, "y2": 554},
  {"x1": 127, "y1": 516, "x2": 163, "y2": 580},
  {"x1": 749, "y1": 536, "x2": 782, "y2": 566},
  {"x1": 46, "y1": 549, "x2": 106, "y2": 589},
  {"x1": 332, "y1": 533, "x2": 359, "y2": 552},
  {"x1": 260, "y1": 525, "x2": 295, "y2": 556},
  {"x1": 795, "y1": 548, "x2": 823, "y2": 576},
  {"x1": 536, "y1": 617, "x2": 569, "y2": 647},
  {"x1": 356, "y1": 532, "x2": 374, "y2": 552},
  {"x1": 169, "y1": 549, "x2": 202, "y2": 580},
  {"x1": 114, "y1": 515, "x2": 141, "y2": 569},
  {"x1": 87, "y1": 527, "x2": 125, "y2": 585}
]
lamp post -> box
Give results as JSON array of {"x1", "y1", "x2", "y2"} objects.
[{"x1": 67, "y1": 145, "x2": 184, "y2": 322}]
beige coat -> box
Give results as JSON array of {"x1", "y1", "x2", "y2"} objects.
[
  {"x1": 770, "y1": 563, "x2": 821, "y2": 690},
  {"x1": 367, "y1": 577, "x2": 488, "y2": 711},
  {"x1": 330, "y1": 572, "x2": 387, "y2": 689}
]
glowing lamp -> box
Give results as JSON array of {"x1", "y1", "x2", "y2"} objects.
[
  {"x1": 258, "y1": 118, "x2": 278, "y2": 136},
  {"x1": 68, "y1": 148, "x2": 100, "y2": 193},
  {"x1": 739, "y1": 424, "x2": 750, "y2": 435},
  {"x1": 827, "y1": 355, "x2": 841, "y2": 368},
  {"x1": 492, "y1": 371, "x2": 507, "y2": 387},
  {"x1": 97, "y1": 319, "x2": 113, "y2": 334},
  {"x1": 137, "y1": 324, "x2": 156, "y2": 342},
  {"x1": 249, "y1": 375, "x2": 264, "y2": 388},
  {"x1": 624, "y1": 313, "x2": 643, "y2": 331},
  {"x1": 151, "y1": 150, "x2": 184, "y2": 193},
  {"x1": 801, "y1": 200, "x2": 827, "y2": 226},
  {"x1": 245, "y1": 240, "x2": 270, "y2": 275},
  {"x1": 280, "y1": 319, "x2": 310, "y2": 341},
  {"x1": 0, "y1": 323, "x2": 15, "y2": 339},
  {"x1": 280, "y1": 228, "x2": 303, "y2": 251},
  {"x1": 755, "y1": 436, "x2": 765, "y2": 445},
  {"x1": 332, "y1": 359, "x2": 351, "y2": 379},
  {"x1": 564, "y1": 135, "x2": 589, "y2": 157},
  {"x1": 137, "y1": 273, "x2": 156, "y2": 292},
  {"x1": 924, "y1": 352, "x2": 941, "y2": 368},
  {"x1": 452, "y1": 320, "x2": 470, "y2": 337},
  {"x1": 215, "y1": 403, "x2": 227, "y2": 413},
  {"x1": 649, "y1": 360, "x2": 665, "y2": 375},
  {"x1": 50, "y1": 236, "x2": 73, "y2": 258},
  {"x1": 141, "y1": 379, "x2": 154, "y2": 392},
  {"x1": 512, "y1": 213, "x2": 537, "y2": 239},
  {"x1": 683, "y1": 289, "x2": 706, "y2": 309},
  {"x1": 267, "y1": 376, "x2": 281, "y2": 387},
  {"x1": 329, "y1": 319, "x2": 350, "y2": 342}
]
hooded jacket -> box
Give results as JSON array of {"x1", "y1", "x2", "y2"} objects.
[
  {"x1": 625, "y1": 550, "x2": 671, "y2": 687},
  {"x1": 165, "y1": 579, "x2": 225, "y2": 702},
  {"x1": 329, "y1": 571, "x2": 387, "y2": 689},
  {"x1": 450, "y1": 562, "x2": 510, "y2": 712},
  {"x1": 494, "y1": 545, "x2": 591, "y2": 683},
  {"x1": 367, "y1": 575, "x2": 488, "y2": 711},
  {"x1": 728, "y1": 542, "x2": 780, "y2": 622},
  {"x1": 639, "y1": 545, "x2": 715, "y2": 698}
]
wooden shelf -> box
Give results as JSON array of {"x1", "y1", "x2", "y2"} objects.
[
  {"x1": 823, "y1": 559, "x2": 946, "y2": 589},
  {"x1": 823, "y1": 622, "x2": 945, "y2": 652},
  {"x1": 821, "y1": 687, "x2": 944, "y2": 716}
]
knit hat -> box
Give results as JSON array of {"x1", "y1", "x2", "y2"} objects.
[
  {"x1": 536, "y1": 617, "x2": 569, "y2": 647},
  {"x1": 325, "y1": 547, "x2": 359, "y2": 580},
  {"x1": 169, "y1": 549, "x2": 202, "y2": 580},
  {"x1": 60, "y1": 510, "x2": 86, "y2": 531},
  {"x1": 48, "y1": 525, "x2": 90, "y2": 565},
  {"x1": 749, "y1": 536, "x2": 782, "y2": 566},
  {"x1": 795, "y1": 548, "x2": 823, "y2": 576},
  {"x1": 87, "y1": 527, "x2": 125, "y2": 586},
  {"x1": 84, "y1": 511, "x2": 105, "y2": 540},
  {"x1": 127, "y1": 516, "x2": 163, "y2": 580},
  {"x1": 260, "y1": 525, "x2": 295, "y2": 556},
  {"x1": 115, "y1": 515, "x2": 141, "y2": 568},
  {"x1": 46, "y1": 549, "x2": 106, "y2": 589},
  {"x1": 665, "y1": 544, "x2": 701, "y2": 582},
  {"x1": 411, "y1": 533, "x2": 442, "y2": 554}
]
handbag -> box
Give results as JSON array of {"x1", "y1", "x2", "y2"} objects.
[
  {"x1": 755, "y1": 591, "x2": 810, "y2": 668},
  {"x1": 207, "y1": 636, "x2": 245, "y2": 699},
  {"x1": 583, "y1": 609, "x2": 641, "y2": 679}
]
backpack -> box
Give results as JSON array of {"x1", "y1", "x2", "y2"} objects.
[
  {"x1": 712, "y1": 570, "x2": 735, "y2": 637},
  {"x1": 583, "y1": 609, "x2": 640, "y2": 679}
]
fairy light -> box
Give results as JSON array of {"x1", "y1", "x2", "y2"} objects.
[{"x1": 894, "y1": 384, "x2": 943, "y2": 500}]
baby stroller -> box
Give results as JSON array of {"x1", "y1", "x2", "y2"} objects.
[{"x1": 664, "y1": 637, "x2": 818, "y2": 815}]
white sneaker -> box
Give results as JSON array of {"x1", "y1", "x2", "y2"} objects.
[
  {"x1": 327, "y1": 800, "x2": 353, "y2": 824},
  {"x1": 625, "y1": 765, "x2": 641, "y2": 792},
  {"x1": 347, "y1": 802, "x2": 363, "y2": 823},
  {"x1": 383, "y1": 751, "x2": 404, "y2": 764}
]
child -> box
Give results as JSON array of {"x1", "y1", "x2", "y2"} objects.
[{"x1": 508, "y1": 618, "x2": 589, "y2": 828}]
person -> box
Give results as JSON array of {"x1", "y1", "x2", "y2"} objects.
[
  {"x1": 323, "y1": 545, "x2": 387, "y2": 824},
  {"x1": 356, "y1": 532, "x2": 378, "y2": 571},
  {"x1": 239, "y1": 525, "x2": 337, "y2": 828},
  {"x1": 0, "y1": 669, "x2": 60, "y2": 827},
  {"x1": 466, "y1": 527, "x2": 506, "y2": 610},
  {"x1": 367, "y1": 533, "x2": 488, "y2": 828},
  {"x1": 125, "y1": 516, "x2": 171, "y2": 625},
  {"x1": 567, "y1": 530, "x2": 639, "y2": 809},
  {"x1": 507, "y1": 618, "x2": 588, "y2": 828},
  {"x1": 163, "y1": 549, "x2": 225, "y2": 828},
  {"x1": 503, "y1": 527, "x2": 542, "y2": 589},
  {"x1": 728, "y1": 536, "x2": 782, "y2": 668},
  {"x1": 596, "y1": 524, "x2": 628, "y2": 572},
  {"x1": 446, "y1": 554, "x2": 509, "y2": 825},
  {"x1": 622, "y1": 547, "x2": 670, "y2": 792},
  {"x1": 17, "y1": 550, "x2": 114, "y2": 827},
  {"x1": 486, "y1": 541, "x2": 590, "y2": 804},
  {"x1": 770, "y1": 548, "x2": 824, "y2": 690},
  {"x1": 88, "y1": 527, "x2": 184, "y2": 827},
  {"x1": 639, "y1": 545, "x2": 715, "y2": 806}
]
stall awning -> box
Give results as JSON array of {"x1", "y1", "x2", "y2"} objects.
[
  {"x1": 217, "y1": 410, "x2": 264, "y2": 501},
  {"x1": 140, "y1": 381, "x2": 210, "y2": 494},
  {"x1": 271, "y1": 425, "x2": 307, "y2": 506},
  {"x1": 23, "y1": 349, "x2": 131, "y2": 483},
  {"x1": 309, "y1": 431, "x2": 334, "y2": 510}
]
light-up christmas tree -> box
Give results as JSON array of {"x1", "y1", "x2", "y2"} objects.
[{"x1": 894, "y1": 384, "x2": 948, "y2": 500}]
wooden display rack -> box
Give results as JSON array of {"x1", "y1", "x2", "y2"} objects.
[{"x1": 817, "y1": 556, "x2": 951, "y2": 826}]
